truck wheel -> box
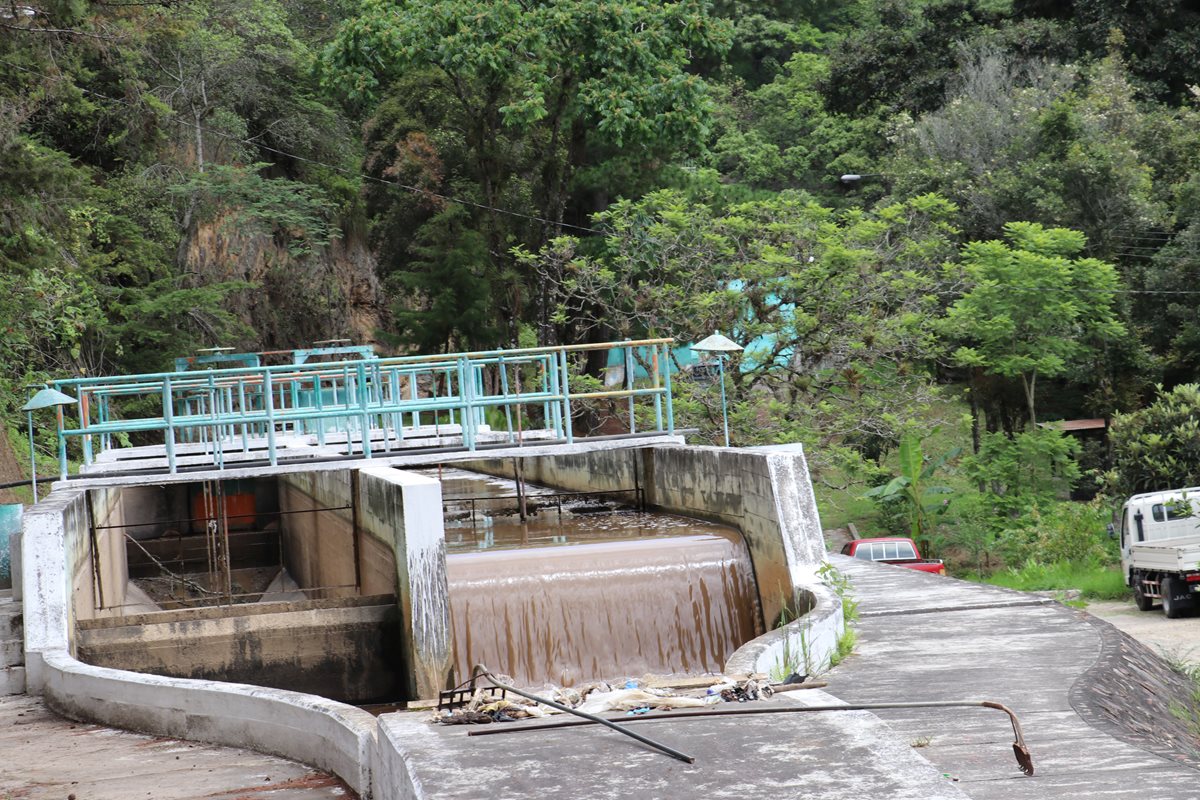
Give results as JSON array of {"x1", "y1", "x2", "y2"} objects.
[
  {"x1": 1163, "y1": 576, "x2": 1187, "y2": 619},
  {"x1": 1133, "y1": 574, "x2": 1155, "y2": 612}
]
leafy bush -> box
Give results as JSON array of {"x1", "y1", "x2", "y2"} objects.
[
  {"x1": 998, "y1": 499, "x2": 1114, "y2": 567},
  {"x1": 962, "y1": 429, "x2": 1080, "y2": 516},
  {"x1": 1109, "y1": 383, "x2": 1200, "y2": 495}
]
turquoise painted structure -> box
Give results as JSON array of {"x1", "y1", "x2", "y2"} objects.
[
  {"x1": 44, "y1": 339, "x2": 677, "y2": 477},
  {"x1": 0, "y1": 503, "x2": 20, "y2": 590}
]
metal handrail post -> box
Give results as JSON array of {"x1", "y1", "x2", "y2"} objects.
[
  {"x1": 237, "y1": 380, "x2": 250, "y2": 451},
  {"x1": 652, "y1": 345, "x2": 663, "y2": 432},
  {"x1": 357, "y1": 361, "x2": 372, "y2": 458},
  {"x1": 388, "y1": 368, "x2": 403, "y2": 443},
  {"x1": 498, "y1": 350, "x2": 514, "y2": 443},
  {"x1": 408, "y1": 368, "x2": 420, "y2": 429},
  {"x1": 624, "y1": 339, "x2": 635, "y2": 435},
  {"x1": 78, "y1": 390, "x2": 93, "y2": 465},
  {"x1": 313, "y1": 374, "x2": 326, "y2": 446},
  {"x1": 548, "y1": 355, "x2": 562, "y2": 436},
  {"x1": 289, "y1": 376, "x2": 301, "y2": 436},
  {"x1": 162, "y1": 376, "x2": 177, "y2": 473},
  {"x1": 661, "y1": 343, "x2": 674, "y2": 437},
  {"x1": 207, "y1": 372, "x2": 224, "y2": 470},
  {"x1": 456, "y1": 357, "x2": 473, "y2": 450},
  {"x1": 342, "y1": 364, "x2": 352, "y2": 446},
  {"x1": 263, "y1": 370, "x2": 277, "y2": 466},
  {"x1": 558, "y1": 348, "x2": 573, "y2": 444}
]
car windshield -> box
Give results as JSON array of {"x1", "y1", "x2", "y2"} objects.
[{"x1": 854, "y1": 540, "x2": 918, "y2": 560}]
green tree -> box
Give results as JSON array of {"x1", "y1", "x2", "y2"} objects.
[
  {"x1": 942, "y1": 222, "x2": 1126, "y2": 426},
  {"x1": 322, "y1": 0, "x2": 732, "y2": 346},
  {"x1": 517, "y1": 190, "x2": 961, "y2": 468},
  {"x1": 963, "y1": 429, "x2": 1081, "y2": 515}
]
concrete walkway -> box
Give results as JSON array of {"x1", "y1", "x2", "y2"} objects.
[
  {"x1": 379, "y1": 689, "x2": 969, "y2": 799},
  {"x1": 824, "y1": 555, "x2": 1200, "y2": 799},
  {"x1": 0, "y1": 694, "x2": 352, "y2": 800}
]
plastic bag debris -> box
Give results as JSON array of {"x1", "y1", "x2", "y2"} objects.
[{"x1": 576, "y1": 688, "x2": 718, "y2": 714}]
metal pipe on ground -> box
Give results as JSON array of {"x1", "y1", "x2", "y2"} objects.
[{"x1": 466, "y1": 697, "x2": 1035, "y2": 776}]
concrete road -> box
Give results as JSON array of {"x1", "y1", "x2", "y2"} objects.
[
  {"x1": 824, "y1": 555, "x2": 1200, "y2": 799},
  {"x1": 0, "y1": 693, "x2": 352, "y2": 800}
]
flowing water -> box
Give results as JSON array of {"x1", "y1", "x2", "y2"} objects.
[{"x1": 429, "y1": 469, "x2": 763, "y2": 687}]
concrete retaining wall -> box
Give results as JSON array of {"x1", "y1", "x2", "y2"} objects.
[
  {"x1": 724, "y1": 582, "x2": 843, "y2": 678},
  {"x1": 76, "y1": 598, "x2": 402, "y2": 703},
  {"x1": 357, "y1": 467, "x2": 451, "y2": 700},
  {"x1": 21, "y1": 484, "x2": 378, "y2": 797},
  {"x1": 40, "y1": 649, "x2": 375, "y2": 794},
  {"x1": 278, "y1": 470, "x2": 358, "y2": 599}
]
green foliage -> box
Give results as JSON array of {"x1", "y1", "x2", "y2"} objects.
[
  {"x1": 829, "y1": 627, "x2": 857, "y2": 668},
  {"x1": 962, "y1": 429, "x2": 1080, "y2": 514},
  {"x1": 978, "y1": 560, "x2": 1129, "y2": 600},
  {"x1": 997, "y1": 498, "x2": 1114, "y2": 567},
  {"x1": 887, "y1": 44, "x2": 1164, "y2": 251},
  {"x1": 1109, "y1": 384, "x2": 1200, "y2": 496},
  {"x1": 863, "y1": 431, "x2": 958, "y2": 549},
  {"x1": 817, "y1": 560, "x2": 858, "y2": 623},
  {"x1": 324, "y1": 0, "x2": 731, "y2": 147},
  {"x1": 175, "y1": 164, "x2": 339, "y2": 256},
  {"x1": 323, "y1": 0, "x2": 733, "y2": 349},
  {"x1": 942, "y1": 222, "x2": 1126, "y2": 424},
  {"x1": 519, "y1": 190, "x2": 960, "y2": 466},
  {"x1": 385, "y1": 205, "x2": 500, "y2": 352}
]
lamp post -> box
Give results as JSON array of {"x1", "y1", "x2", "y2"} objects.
[
  {"x1": 839, "y1": 173, "x2": 888, "y2": 185},
  {"x1": 21, "y1": 385, "x2": 78, "y2": 503},
  {"x1": 692, "y1": 333, "x2": 743, "y2": 448}
]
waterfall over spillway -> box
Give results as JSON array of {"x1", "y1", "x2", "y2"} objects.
[{"x1": 434, "y1": 469, "x2": 763, "y2": 687}]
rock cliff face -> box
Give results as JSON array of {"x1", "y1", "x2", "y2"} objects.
[{"x1": 183, "y1": 218, "x2": 387, "y2": 351}]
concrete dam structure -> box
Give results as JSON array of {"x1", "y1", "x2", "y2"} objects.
[
  {"x1": 12, "y1": 342, "x2": 844, "y2": 798},
  {"x1": 439, "y1": 468, "x2": 764, "y2": 687}
]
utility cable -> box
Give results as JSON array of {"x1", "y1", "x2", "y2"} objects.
[
  {"x1": 8, "y1": 57, "x2": 1200, "y2": 298},
  {"x1": 0, "y1": 57, "x2": 605, "y2": 235}
]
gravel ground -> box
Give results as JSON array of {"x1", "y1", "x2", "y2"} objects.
[{"x1": 1087, "y1": 598, "x2": 1200, "y2": 665}]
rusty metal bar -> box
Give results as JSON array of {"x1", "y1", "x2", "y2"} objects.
[{"x1": 466, "y1": 698, "x2": 1034, "y2": 776}]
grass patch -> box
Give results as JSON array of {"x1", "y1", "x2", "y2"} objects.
[
  {"x1": 829, "y1": 628, "x2": 857, "y2": 668},
  {"x1": 970, "y1": 561, "x2": 1129, "y2": 600},
  {"x1": 813, "y1": 475, "x2": 878, "y2": 532}
]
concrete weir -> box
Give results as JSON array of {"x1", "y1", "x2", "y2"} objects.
[{"x1": 18, "y1": 441, "x2": 856, "y2": 798}]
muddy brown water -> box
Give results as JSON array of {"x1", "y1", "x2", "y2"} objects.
[{"x1": 430, "y1": 469, "x2": 764, "y2": 687}]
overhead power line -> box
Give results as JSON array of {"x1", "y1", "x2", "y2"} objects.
[
  {"x1": 8, "y1": 57, "x2": 1200, "y2": 299},
  {"x1": 0, "y1": 57, "x2": 605, "y2": 235}
]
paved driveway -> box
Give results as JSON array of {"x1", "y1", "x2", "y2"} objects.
[{"x1": 824, "y1": 555, "x2": 1200, "y2": 799}]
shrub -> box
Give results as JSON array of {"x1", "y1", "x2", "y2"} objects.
[{"x1": 1109, "y1": 383, "x2": 1200, "y2": 496}]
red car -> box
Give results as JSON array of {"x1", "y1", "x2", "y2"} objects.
[{"x1": 840, "y1": 537, "x2": 946, "y2": 575}]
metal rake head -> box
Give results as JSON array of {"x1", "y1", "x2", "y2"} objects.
[{"x1": 1013, "y1": 741, "x2": 1035, "y2": 776}]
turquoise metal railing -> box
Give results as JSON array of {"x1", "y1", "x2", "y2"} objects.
[{"x1": 46, "y1": 339, "x2": 676, "y2": 478}]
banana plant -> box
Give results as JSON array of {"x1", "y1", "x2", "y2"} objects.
[{"x1": 864, "y1": 431, "x2": 960, "y2": 553}]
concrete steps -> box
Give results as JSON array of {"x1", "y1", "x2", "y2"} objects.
[{"x1": 0, "y1": 594, "x2": 24, "y2": 695}]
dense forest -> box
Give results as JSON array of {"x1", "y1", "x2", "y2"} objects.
[{"x1": 8, "y1": 0, "x2": 1200, "y2": 572}]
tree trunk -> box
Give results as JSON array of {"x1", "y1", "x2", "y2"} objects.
[{"x1": 1021, "y1": 370, "x2": 1037, "y2": 428}]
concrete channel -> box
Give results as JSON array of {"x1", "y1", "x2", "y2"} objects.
[
  {"x1": 9, "y1": 434, "x2": 1200, "y2": 798},
  {"x1": 12, "y1": 440, "x2": 864, "y2": 799}
]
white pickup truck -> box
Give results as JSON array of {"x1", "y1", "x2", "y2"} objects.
[{"x1": 1120, "y1": 487, "x2": 1200, "y2": 618}]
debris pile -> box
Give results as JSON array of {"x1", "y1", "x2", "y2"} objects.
[{"x1": 433, "y1": 674, "x2": 777, "y2": 725}]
